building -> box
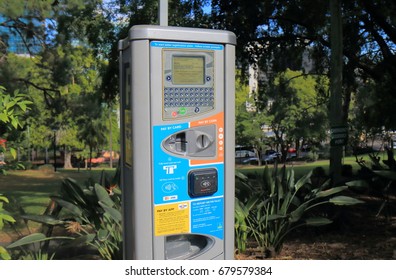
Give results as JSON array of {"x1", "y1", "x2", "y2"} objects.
[{"x1": 0, "y1": 15, "x2": 43, "y2": 55}]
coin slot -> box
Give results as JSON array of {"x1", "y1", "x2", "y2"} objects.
[{"x1": 197, "y1": 134, "x2": 211, "y2": 149}]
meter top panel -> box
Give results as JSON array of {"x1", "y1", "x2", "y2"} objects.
[
  {"x1": 118, "y1": 25, "x2": 236, "y2": 50},
  {"x1": 119, "y1": 25, "x2": 236, "y2": 121},
  {"x1": 160, "y1": 43, "x2": 217, "y2": 120}
]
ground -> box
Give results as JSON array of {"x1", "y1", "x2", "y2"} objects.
[
  {"x1": 1, "y1": 169, "x2": 396, "y2": 260},
  {"x1": 236, "y1": 194, "x2": 396, "y2": 260}
]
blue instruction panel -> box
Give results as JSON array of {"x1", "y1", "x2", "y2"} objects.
[{"x1": 152, "y1": 121, "x2": 224, "y2": 240}]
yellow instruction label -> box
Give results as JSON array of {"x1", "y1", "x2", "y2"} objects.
[{"x1": 154, "y1": 202, "x2": 190, "y2": 236}]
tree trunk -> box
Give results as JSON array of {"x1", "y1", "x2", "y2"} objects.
[
  {"x1": 63, "y1": 145, "x2": 73, "y2": 169},
  {"x1": 109, "y1": 108, "x2": 113, "y2": 169},
  {"x1": 329, "y1": 0, "x2": 344, "y2": 185},
  {"x1": 89, "y1": 146, "x2": 93, "y2": 170},
  {"x1": 45, "y1": 147, "x2": 49, "y2": 164}
]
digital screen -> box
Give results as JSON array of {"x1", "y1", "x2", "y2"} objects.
[{"x1": 172, "y1": 56, "x2": 205, "y2": 85}]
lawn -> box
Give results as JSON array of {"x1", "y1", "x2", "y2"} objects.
[
  {"x1": 236, "y1": 153, "x2": 382, "y2": 179},
  {"x1": 0, "y1": 169, "x2": 115, "y2": 214},
  {"x1": 0, "y1": 153, "x2": 380, "y2": 216},
  {"x1": 0, "y1": 168, "x2": 116, "y2": 243}
]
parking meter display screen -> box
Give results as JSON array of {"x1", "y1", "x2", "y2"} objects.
[{"x1": 172, "y1": 56, "x2": 205, "y2": 85}]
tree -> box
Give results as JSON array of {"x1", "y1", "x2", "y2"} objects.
[
  {"x1": 0, "y1": 43, "x2": 108, "y2": 168},
  {"x1": 1, "y1": 0, "x2": 217, "y2": 169},
  {"x1": 257, "y1": 69, "x2": 328, "y2": 159},
  {"x1": 78, "y1": 118, "x2": 107, "y2": 170},
  {"x1": 211, "y1": 0, "x2": 396, "y2": 131},
  {"x1": 235, "y1": 73, "x2": 262, "y2": 147}
]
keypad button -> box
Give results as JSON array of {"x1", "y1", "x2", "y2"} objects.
[{"x1": 164, "y1": 87, "x2": 214, "y2": 111}]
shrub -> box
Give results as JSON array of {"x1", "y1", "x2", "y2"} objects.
[
  {"x1": 0, "y1": 194, "x2": 15, "y2": 260},
  {"x1": 306, "y1": 151, "x2": 319, "y2": 162},
  {"x1": 6, "y1": 168, "x2": 122, "y2": 260},
  {"x1": 235, "y1": 165, "x2": 363, "y2": 257}
]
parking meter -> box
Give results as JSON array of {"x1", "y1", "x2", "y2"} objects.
[{"x1": 119, "y1": 25, "x2": 236, "y2": 260}]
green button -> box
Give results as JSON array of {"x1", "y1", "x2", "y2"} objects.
[{"x1": 179, "y1": 107, "x2": 187, "y2": 115}]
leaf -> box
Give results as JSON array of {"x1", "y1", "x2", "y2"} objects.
[
  {"x1": 51, "y1": 196, "x2": 83, "y2": 217},
  {"x1": 289, "y1": 204, "x2": 308, "y2": 223},
  {"x1": 305, "y1": 217, "x2": 333, "y2": 226},
  {"x1": 0, "y1": 246, "x2": 11, "y2": 260},
  {"x1": 288, "y1": 168, "x2": 295, "y2": 190},
  {"x1": 18, "y1": 102, "x2": 26, "y2": 111},
  {"x1": 98, "y1": 201, "x2": 121, "y2": 222},
  {"x1": 373, "y1": 170, "x2": 396, "y2": 181},
  {"x1": 11, "y1": 117, "x2": 19, "y2": 129},
  {"x1": 9, "y1": 147, "x2": 16, "y2": 159},
  {"x1": 62, "y1": 234, "x2": 95, "y2": 248},
  {"x1": 97, "y1": 229, "x2": 109, "y2": 241},
  {"x1": 315, "y1": 186, "x2": 348, "y2": 198},
  {"x1": 7, "y1": 233, "x2": 46, "y2": 248},
  {"x1": 61, "y1": 178, "x2": 90, "y2": 208},
  {"x1": 235, "y1": 200, "x2": 249, "y2": 220},
  {"x1": 294, "y1": 170, "x2": 312, "y2": 192},
  {"x1": 267, "y1": 214, "x2": 287, "y2": 221},
  {"x1": 0, "y1": 212, "x2": 16, "y2": 223},
  {"x1": 21, "y1": 214, "x2": 65, "y2": 226},
  {"x1": 95, "y1": 183, "x2": 114, "y2": 207},
  {"x1": 329, "y1": 196, "x2": 364, "y2": 205},
  {"x1": 346, "y1": 180, "x2": 369, "y2": 189},
  {"x1": 235, "y1": 171, "x2": 249, "y2": 181},
  {"x1": 263, "y1": 166, "x2": 274, "y2": 194},
  {"x1": 7, "y1": 233, "x2": 73, "y2": 249},
  {"x1": 0, "y1": 196, "x2": 9, "y2": 203},
  {"x1": 0, "y1": 112, "x2": 8, "y2": 123}
]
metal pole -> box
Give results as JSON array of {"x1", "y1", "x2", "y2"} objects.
[
  {"x1": 159, "y1": 0, "x2": 168, "y2": 26},
  {"x1": 329, "y1": 0, "x2": 343, "y2": 184}
]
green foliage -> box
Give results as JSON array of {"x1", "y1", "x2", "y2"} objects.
[
  {"x1": 0, "y1": 86, "x2": 32, "y2": 130},
  {"x1": 355, "y1": 151, "x2": 396, "y2": 217},
  {"x1": 0, "y1": 194, "x2": 16, "y2": 228},
  {"x1": 0, "y1": 194, "x2": 15, "y2": 260},
  {"x1": 6, "y1": 169, "x2": 122, "y2": 260},
  {"x1": 234, "y1": 166, "x2": 363, "y2": 257},
  {"x1": 0, "y1": 85, "x2": 31, "y2": 172},
  {"x1": 257, "y1": 69, "x2": 329, "y2": 153},
  {"x1": 212, "y1": 0, "x2": 396, "y2": 132},
  {"x1": 235, "y1": 73, "x2": 264, "y2": 146}
]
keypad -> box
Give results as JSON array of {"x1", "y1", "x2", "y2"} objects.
[{"x1": 164, "y1": 87, "x2": 214, "y2": 108}]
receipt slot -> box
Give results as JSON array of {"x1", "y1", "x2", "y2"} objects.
[{"x1": 119, "y1": 25, "x2": 236, "y2": 260}]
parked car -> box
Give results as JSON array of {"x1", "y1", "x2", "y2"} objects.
[
  {"x1": 235, "y1": 148, "x2": 256, "y2": 164},
  {"x1": 241, "y1": 157, "x2": 261, "y2": 165},
  {"x1": 262, "y1": 150, "x2": 281, "y2": 163},
  {"x1": 235, "y1": 149, "x2": 256, "y2": 158}
]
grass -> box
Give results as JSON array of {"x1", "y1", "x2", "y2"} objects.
[
  {"x1": 0, "y1": 153, "x2": 383, "y2": 242},
  {"x1": 236, "y1": 152, "x2": 383, "y2": 179},
  {"x1": 0, "y1": 168, "x2": 116, "y2": 235},
  {"x1": 1, "y1": 153, "x2": 381, "y2": 215}
]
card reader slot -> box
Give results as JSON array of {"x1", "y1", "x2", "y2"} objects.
[
  {"x1": 175, "y1": 132, "x2": 187, "y2": 153},
  {"x1": 162, "y1": 125, "x2": 216, "y2": 158}
]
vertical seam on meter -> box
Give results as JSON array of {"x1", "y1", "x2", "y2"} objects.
[{"x1": 149, "y1": 40, "x2": 155, "y2": 258}]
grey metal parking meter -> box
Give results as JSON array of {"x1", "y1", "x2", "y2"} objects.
[{"x1": 119, "y1": 25, "x2": 236, "y2": 260}]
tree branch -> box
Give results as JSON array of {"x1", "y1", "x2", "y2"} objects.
[
  {"x1": 361, "y1": 0, "x2": 396, "y2": 44},
  {"x1": 14, "y1": 78, "x2": 61, "y2": 109}
]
